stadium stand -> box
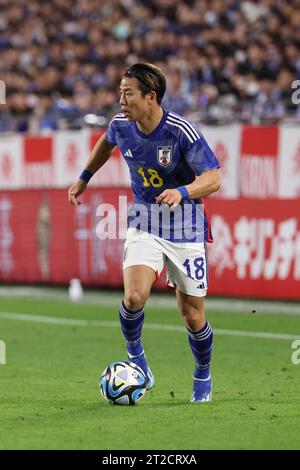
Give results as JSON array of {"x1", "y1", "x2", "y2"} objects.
[{"x1": 0, "y1": 0, "x2": 300, "y2": 132}]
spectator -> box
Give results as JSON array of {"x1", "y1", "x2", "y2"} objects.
[{"x1": 0, "y1": 0, "x2": 299, "y2": 133}]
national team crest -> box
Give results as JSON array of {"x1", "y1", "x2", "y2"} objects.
[{"x1": 157, "y1": 146, "x2": 172, "y2": 167}]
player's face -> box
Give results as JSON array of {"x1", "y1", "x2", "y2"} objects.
[{"x1": 119, "y1": 77, "x2": 151, "y2": 121}]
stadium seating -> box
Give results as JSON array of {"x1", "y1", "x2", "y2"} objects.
[{"x1": 0, "y1": 0, "x2": 299, "y2": 132}]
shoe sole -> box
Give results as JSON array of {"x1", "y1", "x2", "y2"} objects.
[
  {"x1": 146, "y1": 382, "x2": 155, "y2": 391},
  {"x1": 190, "y1": 393, "x2": 212, "y2": 403},
  {"x1": 146, "y1": 371, "x2": 155, "y2": 390}
]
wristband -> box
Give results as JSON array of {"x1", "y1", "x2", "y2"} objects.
[
  {"x1": 79, "y1": 169, "x2": 93, "y2": 182},
  {"x1": 177, "y1": 186, "x2": 189, "y2": 199}
]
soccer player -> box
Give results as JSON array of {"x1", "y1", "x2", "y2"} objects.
[{"x1": 68, "y1": 63, "x2": 221, "y2": 402}]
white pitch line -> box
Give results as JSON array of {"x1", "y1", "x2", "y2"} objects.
[
  {"x1": 0, "y1": 311, "x2": 299, "y2": 341},
  {"x1": 1, "y1": 286, "x2": 300, "y2": 315},
  {"x1": 0, "y1": 312, "x2": 89, "y2": 326}
]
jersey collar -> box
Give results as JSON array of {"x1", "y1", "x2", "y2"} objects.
[{"x1": 133, "y1": 108, "x2": 169, "y2": 139}]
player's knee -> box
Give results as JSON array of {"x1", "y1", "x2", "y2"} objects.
[
  {"x1": 181, "y1": 304, "x2": 197, "y2": 319},
  {"x1": 180, "y1": 303, "x2": 205, "y2": 324},
  {"x1": 124, "y1": 289, "x2": 147, "y2": 311}
]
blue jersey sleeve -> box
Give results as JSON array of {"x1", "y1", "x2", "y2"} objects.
[
  {"x1": 105, "y1": 119, "x2": 117, "y2": 145},
  {"x1": 182, "y1": 131, "x2": 220, "y2": 175}
]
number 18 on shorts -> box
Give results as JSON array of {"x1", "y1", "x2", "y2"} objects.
[{"x1": 123, "y1": 229, "x2": 208, "y2": 297}]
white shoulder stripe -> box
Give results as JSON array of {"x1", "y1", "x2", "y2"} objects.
[
  {"x1": 110, "y1": 117, "x2": 128, "y2": 124},
  {"x1": 166, "y1": 118, "x2": 194, "y2": 143},
  {"x1": 168, "y1": 112, "x2": 201, "y2": 140},
  {"x1": 167, "y1": 115, "x2": 198, "y2": 142},
  {"x1": 112, "y1": 116, "x2": 127, "y2": 121},
  {"x1": 110, "y1": 112, "x2": 127, "y2": 120},
  {"x1": 168, "y1": 114, "x2": 200, "y2": 141},
  {"x1": 168, "y1": 111, "x2": 201, "y2": 136}
]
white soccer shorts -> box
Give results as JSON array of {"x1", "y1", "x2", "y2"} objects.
[{"x1": 123, "y1": 228, "x2": 208, "y2": 297}]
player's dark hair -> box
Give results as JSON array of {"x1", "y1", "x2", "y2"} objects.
[{"x1": 123, "y1": 63, "x2": 166, "y2": 104}]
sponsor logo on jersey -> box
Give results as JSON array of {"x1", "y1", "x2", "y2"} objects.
[
  {"x1": 124, "y1": 149, "x2": 133, "y2": 158},
  {"x1": 157, "y1": 146, "x2": 172, "y2": 167}
]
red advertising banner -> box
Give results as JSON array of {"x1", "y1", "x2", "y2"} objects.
[
  {"x1": 206, "y1": 198, "x2": 300, "y2": 300},
  {"x1": 23, "y1": 136, "x2": 54, "y2": 187},
  {"x1": 240, "y1": 126, "x2": 279, "y2": 198},
  {"x1": 0, "y1": 189, "x2": 131, "y2": 286},
  {"x1": 279, "y1": 126, "x2": 300, "y2": 198},
  {"x1": 202, "y1": 125, "x2": 241, "y2": 199},
  {"x1": 0, "y1": 135, "x2": 23, "y2": 189},
  {"x1": 1, "y1": 125, "x2": 300, "y2": 199},
  {"x1": 0, "y1": 189, "x2": 299, "y2": 300}
]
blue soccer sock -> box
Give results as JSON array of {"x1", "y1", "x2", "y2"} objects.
[
  {"x1": 119, "y1": 300, "x2": 145, "y2": 360},
  {"x1": 186, "y1": 321, "x2": 213, "y2": 380}
]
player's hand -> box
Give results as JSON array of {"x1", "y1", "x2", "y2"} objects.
[
  {"x1": 155, "y1": 189, "x2": 182, "y2": 208},
  {"x1": 68, "y1": 179, "x2": 87, "y2": 206}
]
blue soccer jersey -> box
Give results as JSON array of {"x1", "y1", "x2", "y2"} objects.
[{"x1": 105, "y1": 109, "x2": 220, "y2": 243}]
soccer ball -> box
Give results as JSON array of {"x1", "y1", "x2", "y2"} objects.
[{"x1": 99, "y1": 361, "x2": 147, "y2": 405}]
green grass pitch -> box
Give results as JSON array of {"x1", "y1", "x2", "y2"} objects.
[{"x1": 0, "y1": 295, "x2": 299, "y2": 450}]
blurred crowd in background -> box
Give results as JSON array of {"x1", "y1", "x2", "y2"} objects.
[{"x1": 0, "y1": 0, "x2": 300, "y2": 133}]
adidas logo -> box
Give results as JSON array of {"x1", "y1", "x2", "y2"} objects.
[
  {"x1": 197, "y1": 283, "x2": 205, "y2": 289},
  {"x1": 124, "y1": 149, "x2": 133, "y2": 158}
]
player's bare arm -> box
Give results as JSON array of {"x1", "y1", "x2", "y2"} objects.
[
  {"x1": 185, "y1": 168, "x2": 221, "y2": 198},
  {"x1": 156, "y1": 168, "x2": 221, "y2": 208},
  {"x1": 68, "y1": 134, "x2": 115, "y2": 206}
]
